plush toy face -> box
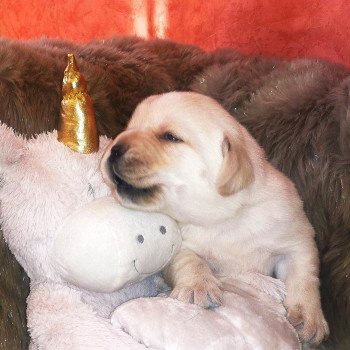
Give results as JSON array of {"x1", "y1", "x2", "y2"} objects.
[
  {"x1": 51, "y1": 197, "x2": 181, "y2": 293},
  {"x1": 0, "y1": 127, "x2": 110, "y2": 282},
  {"x1": 0, "y1": 123, "x2": 181, "y2": 292}
]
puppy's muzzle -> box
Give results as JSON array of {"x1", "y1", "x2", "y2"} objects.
[{"x1": 106, "y1": 142, "x2": 161, "y2": 204}]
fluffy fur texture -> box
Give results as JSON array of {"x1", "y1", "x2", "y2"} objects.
[
  {"x1": 0, "y1": 36, "x2": 211, "y2": 138},
  {"x1": 101, "y1": 91, "x2": 329, "y2": 345},
  {"x1": 1, "y1": 36, "x2": 350, "y2": 349},
  {"x1": 191, "y1": 57, "x2": 350, "y2": 349}
]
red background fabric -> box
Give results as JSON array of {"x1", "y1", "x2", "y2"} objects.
[{"x1": 0, "y1": 0, "x2": 349, "y2": 67}]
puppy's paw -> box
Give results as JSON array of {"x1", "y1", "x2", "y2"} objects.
[
  {"x1": 170, "y1": 276, "x2": 223, "y2": 309},
  {"x1": 286, "y1": 302, "x2": 329, "y2": 345}
]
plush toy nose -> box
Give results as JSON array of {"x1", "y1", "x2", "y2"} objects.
[{"x1": 109, "y1": 144, "x2": 128, "y2": 163}]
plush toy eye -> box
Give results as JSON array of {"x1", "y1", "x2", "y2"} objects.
[
  {"x1": 137, "y1": 234, "x2": 144, "y2": 243},
  {"x1": 160, "y1": 132, "x2": 183, "y2": 143},
  {"x1": 159, "y1": 226, "x2": 166, "y2": 235}
]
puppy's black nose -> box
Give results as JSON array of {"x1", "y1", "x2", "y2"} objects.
[{"x1": 109, "y1": 144, "x2": 128, "y2": 162}]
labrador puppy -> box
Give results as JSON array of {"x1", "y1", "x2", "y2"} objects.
[{"x1": 101, "y1": 91, "x2": 329, "y2": 345}]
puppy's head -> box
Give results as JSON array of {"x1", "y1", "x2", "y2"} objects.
[{"x1": 101, "y1": 92, "x2": 256, "y2": 223}]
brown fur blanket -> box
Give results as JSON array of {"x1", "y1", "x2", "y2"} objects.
[
  {"x1": 0, "y1": 36, "x2": 207, "y2": 137},
  {"x1": 0, "y1": 36, "x2": 349, "y2": 349}
]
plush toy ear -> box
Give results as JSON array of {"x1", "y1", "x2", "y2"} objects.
[
  {"x1": 216, "y1": 132, "x2": 254, "y2": 196},
  {"x1": 0, "y1": 122, "x2": 26, "y2": 173}
]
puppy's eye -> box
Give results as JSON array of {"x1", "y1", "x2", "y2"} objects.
[
  {"x1": 160, "y1": 132, "x2": 183, "y2": 143},
  {"x1": 160, "y1": 226, "x2": 166, "y2": 234}
]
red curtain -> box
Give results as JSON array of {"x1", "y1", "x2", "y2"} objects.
[{"x1": 0, "y1": 0, "x2": 349, "y2": 66}]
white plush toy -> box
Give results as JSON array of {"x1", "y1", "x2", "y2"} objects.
[
  {"x1": 51, "y1": 196, "x2": 179, "y2": 293},
  {"x1": 0, "y1": 54, "x2": 301, "y2": 350},
  {"x1": 0, "y1": 123, "x2": 183, "y2": 349}
]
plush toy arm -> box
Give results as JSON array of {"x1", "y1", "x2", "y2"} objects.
[
  {"x1": 111, "y1": 275, "x2": 301, "y2": 350},
  {"x1": 27, "y1": 282, "x2": 152, "y2": 350}
]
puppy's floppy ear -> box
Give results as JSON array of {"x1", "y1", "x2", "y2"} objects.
[{"x1": 216, "y1": 132, "x2": 254, "y2": 196}]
